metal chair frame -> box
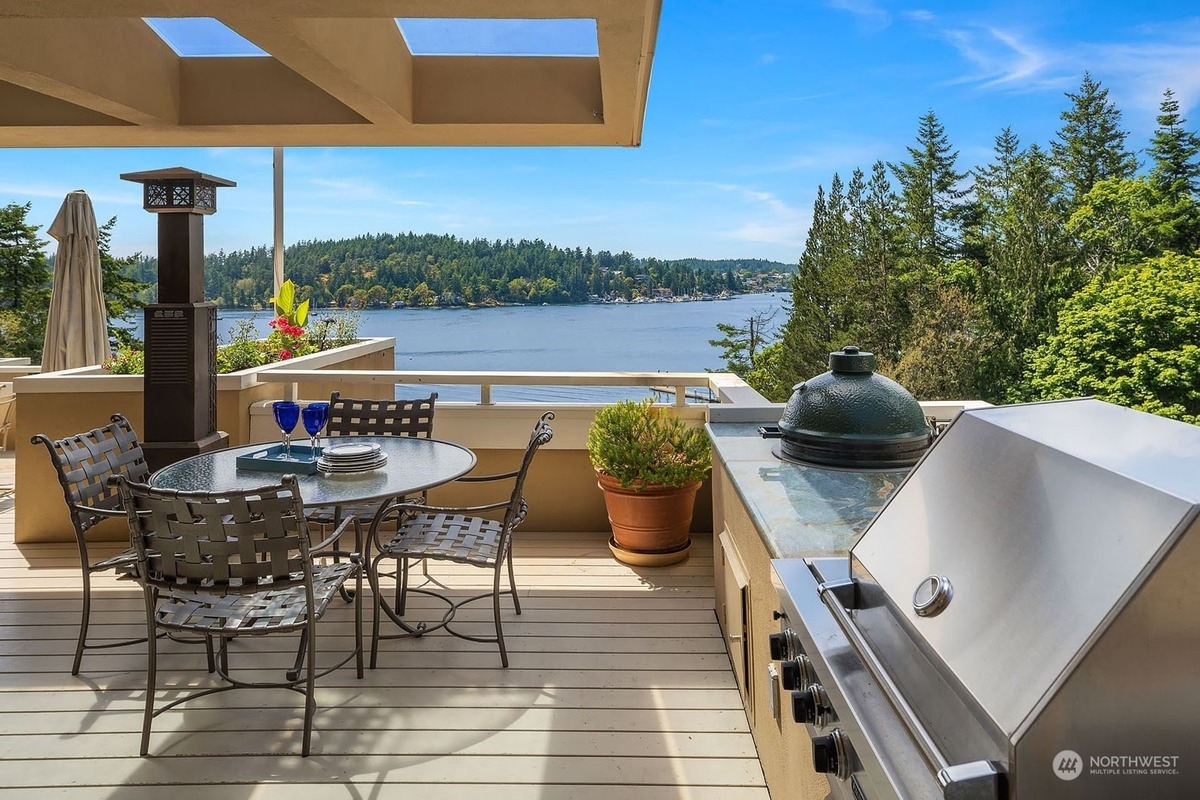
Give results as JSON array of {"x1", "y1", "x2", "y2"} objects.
[
  {"x1": 368, "y1": 411, "x2": 554, "y2": 668},
  {"x1": 32, "y1": 414, "x2": 152, "y2": 675},
  {"x1": 112, "y1": 474, "x2": 363, "y2": 757},
  {"x1": 305, "y1": 391, "x2": 439, "y2": 588}
]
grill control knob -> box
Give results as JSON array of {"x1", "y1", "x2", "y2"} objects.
[
  {"x1": 791, "y1": 684, "x2": 831, "y2": 727},
  {"x1": 812, "y1": 734, "x2": 838, "y2": 774},
  {"x1": 812, "y1": 729, "x2": 850, "y2": 780},
  {"x1": 768, "y1": 632, "x2": 789, "y2": 660},
  {"x1": 781, "y1": 655, "x2": 814, "y2": 691}
]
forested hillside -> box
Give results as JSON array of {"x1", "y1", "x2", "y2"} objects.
[
  {"x1": 727, "y1": 74, "x2": 1200, "y2": 423},
  {"x1": 126, "y1": 234, "x2": 792, "y2": 309}
]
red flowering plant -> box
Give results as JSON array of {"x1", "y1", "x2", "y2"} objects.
[
  {"x1": 105, "y1": 280, "x2": 360, "y2": 375},
  {"x1": 263, "y1": 279, "x2": 314, "y2": 361}
]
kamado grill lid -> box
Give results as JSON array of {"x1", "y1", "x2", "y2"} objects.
[{"x1": 777, "y1": 346, "x2": 934, "y2": 469}]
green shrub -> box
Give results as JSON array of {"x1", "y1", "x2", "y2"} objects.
[
  {"x1": 587, "y1": 398, "x2": 712, "y2": 489},
  {"x1": 102, "y1": 346, "x2": 144, "y2": 375}
]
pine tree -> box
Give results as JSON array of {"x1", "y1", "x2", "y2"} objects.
[
  {"x1": 779, "y1": 185, "x2": 836, "y2": 384},
  {"x1": 975, "y1": 144, "x2": 1075, "y2": 400},
  {"x1": 890, "y1": 110, "x2": 970, "y2": 272},
  {"x1": 0, "y1": 203, "x2": 51, "y2": 360},
  {"x1": 1147, "y1": 88, "x2": 1200, "y2": 201},
  {"x1": 97, "y1": 217, "x2": 151, "y2": 346},
  {"x1": 846, "y1": 161, "x2": 906, "y2": 365},
  {"x1": 1051, "y1": 72, "x2": 1138, "y2": 209}
]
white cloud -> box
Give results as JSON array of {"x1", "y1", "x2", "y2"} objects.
[
  {"x1": 0, "y1": 182, "x2": 136, "y2": 206},
  {"x1": 827, "y1": 0, "x2": 890, "y2": 28}
]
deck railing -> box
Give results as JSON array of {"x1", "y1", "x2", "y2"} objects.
[{"x1": 262, "y1": 368, "x2": 724, "y2": 406}]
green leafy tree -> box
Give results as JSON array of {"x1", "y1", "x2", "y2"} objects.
[
  {"x1": 1067, "y1": 176, "x2": 1185, "y2": 275},
  {"x1": 1025, "y1": 253, "x2": 1200, "y2": 422}
]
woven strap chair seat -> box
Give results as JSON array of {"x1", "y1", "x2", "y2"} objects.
[
  {"x1": 379, "y1": 513, "x2": 512, "y2": 567},
  {"x1": 305, "y1": 502, "x2": 385, "y2": 526},
  {"x1": 154, "y1": 561, "x2": 357, "y2": 634}
]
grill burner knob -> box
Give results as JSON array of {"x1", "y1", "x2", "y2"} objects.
[
  {"x1": 768, "y1": 632, "x2": 786, "y2": 660},
  {"x1": 791, "y1": 684, "x2": 831, "y2": 727},
  {"x1": 768, "y1": 633, "x2": 796, "y2": 662},
  {"x1": 781, "y1": 655, "x2": 814, "y2": 691},
  {"x1": 812, "y1": 729, "x2": 850, "y2": 780}
]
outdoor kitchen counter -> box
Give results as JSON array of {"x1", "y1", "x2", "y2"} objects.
[
  {"x1": 707, "y1": 422, "x2": 906, "y2": 558},
  {"x1": 707, "y1": 420, "x2": 910, "y2": 800}
]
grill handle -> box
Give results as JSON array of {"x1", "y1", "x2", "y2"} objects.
[{"x1": 818, "y1": 578, "x2": 952, "y2": 775}]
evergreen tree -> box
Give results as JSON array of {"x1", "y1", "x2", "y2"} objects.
[
  {"x1": 890, "y1": 110, "x2": 970, "y2": 272},
  {"x1": 0, "y1": 202, "x2": 51, "y2": 311},
  {"x1": 1051, "y1": 72, "x2": 1138, "y2": 209},
  {"x1": 974, "y1": 144, "x2": 1075, "y2": 400},
  {"x1": 847, "y1": 161, "x2": 906, "y2": 366},
  {"x1": 0, "y1": 202, "x2": 51, "y2": 360},
  {"x1": 779, "y1": 185, "x2": 836, "y2": 384},
  {"x1": 1147, "y1": 88, "x2": 1200, "y2": 202},
  {"x1": 1142, "y1": 87, "x2": 1200, "y2": 254},
  {"x1": 97, "y1": 217, "x2": 151, "y2": 346}
]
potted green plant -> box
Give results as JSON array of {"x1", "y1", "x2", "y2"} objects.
[{"x1": 587, "y1": 398, "x2": 712, "y2": 565}]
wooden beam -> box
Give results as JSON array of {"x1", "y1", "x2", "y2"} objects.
[
  {"x1": 221, "y1": 16, "x2": 414, "y2": 124},
  {"x1": 0, "y1": 17, "x2": 178, "y2": 125}
]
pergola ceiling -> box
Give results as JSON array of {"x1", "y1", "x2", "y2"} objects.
[{"x1": 0, "y1": 0, "x2": 661, "y2": 147}]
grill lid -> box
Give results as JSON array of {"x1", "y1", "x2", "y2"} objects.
[
  {"x1": 845, "y1": 398, "x2": 1200, "y2": 793},
  {"x1": 777, "y1": 346, "x2": 934, "y2": 468}
]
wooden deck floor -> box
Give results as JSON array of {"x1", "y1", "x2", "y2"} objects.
[{"x1": 0, "y1": 451, "x2": 767, "y2": 799}]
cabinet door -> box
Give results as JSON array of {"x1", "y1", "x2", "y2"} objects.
[{"x1": 718, "y1": 530, "x2": 751, "y2": 708}]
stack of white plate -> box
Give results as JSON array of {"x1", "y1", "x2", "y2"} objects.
[{"x1": 317, "y1": 442, "x2": 388, "y2": 474}]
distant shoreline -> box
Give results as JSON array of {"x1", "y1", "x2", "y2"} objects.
[{"x1": 222, "y1": 290, "x2": 781, "y2": 315}]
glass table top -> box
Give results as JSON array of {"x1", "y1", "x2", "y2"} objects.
[{"x1": 150, "y1": 436, "x2": 477, "y2": 506}]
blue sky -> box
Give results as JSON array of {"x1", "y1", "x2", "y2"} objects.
[{"x1": 3, "y1": 1, "x2": 1200, "y2": 265}]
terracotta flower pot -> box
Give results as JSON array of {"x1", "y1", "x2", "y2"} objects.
[{"x1": 596, "y1": 471, "x2": 700, "y2": 566}]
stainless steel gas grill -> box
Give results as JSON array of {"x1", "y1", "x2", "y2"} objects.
[{"x1": 769, "y1": 398, "x2": 1200, "y2": 799}]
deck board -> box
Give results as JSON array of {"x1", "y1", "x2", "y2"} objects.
[{"x1": 0, "y1": 450, "x2": 767, "y2": 798}]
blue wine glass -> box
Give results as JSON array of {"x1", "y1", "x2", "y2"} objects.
[
  {"x1": 272, "y1": 400, "x2": 300, "y2": 460},
  {"x1": 302, "y1": 402, "x2": 329, "y2": 459}
]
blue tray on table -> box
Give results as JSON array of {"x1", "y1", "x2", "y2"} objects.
[{"x1": 235, "y1": 444, "x2": 323, "y2": 475}]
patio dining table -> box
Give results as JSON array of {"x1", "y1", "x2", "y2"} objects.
[{"x1": 149, "y1": 435, "x2": 477, "y2": 511}]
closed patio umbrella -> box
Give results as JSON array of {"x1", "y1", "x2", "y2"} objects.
[{"x1": 41, "y1": 190, "x2": 110, "y2": 371}]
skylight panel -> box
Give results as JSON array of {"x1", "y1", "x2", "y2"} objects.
[
  {"x1": 396, "y1": 18, "x2": 598, "y2": 57},
  {"x1": 144, "y1": 18, "x2": 267, "y2": 57}
]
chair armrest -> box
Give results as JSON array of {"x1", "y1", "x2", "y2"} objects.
[
  {"x1": 388, "y1": 499, "x2": 511, "y2": 517},
  {"x1": 75, "y1": 504, "x2": 125, "y2": 519},
  {"x1": 456, "y1": 469, "x2": 520, "y2": 483},
  {"x1": 309, "y1": 515, "x2": 359, "y2": 557}
]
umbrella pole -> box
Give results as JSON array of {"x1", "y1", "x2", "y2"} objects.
[{"x1": 273, "y1": 146, "x2": 284, "y2": 298}]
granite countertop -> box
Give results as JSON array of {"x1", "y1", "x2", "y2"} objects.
[{"x1": 707, "y1": 422, "x2": 907, "y2": 559}]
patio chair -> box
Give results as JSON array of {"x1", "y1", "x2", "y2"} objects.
[
  {"x1": 32, "y1": 414, "x2": 153, "y2": 675},
  {"x1": 304, "y1": 391, "x2": 438, "y2": 586},
  {"x1": 368, "y1": 411, "x2": 554, "y2": 668},
  {"x1": 112, "y1": 474, "x2": 363, "y2": 757}
]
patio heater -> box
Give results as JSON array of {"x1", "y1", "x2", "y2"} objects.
[{"x1": 119, "y1": 167, "x2": 236, "y2": 471}]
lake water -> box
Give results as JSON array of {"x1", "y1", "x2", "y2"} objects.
[{"x1": 134, "y1": 294, "x2": 787, "y2": 402}]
